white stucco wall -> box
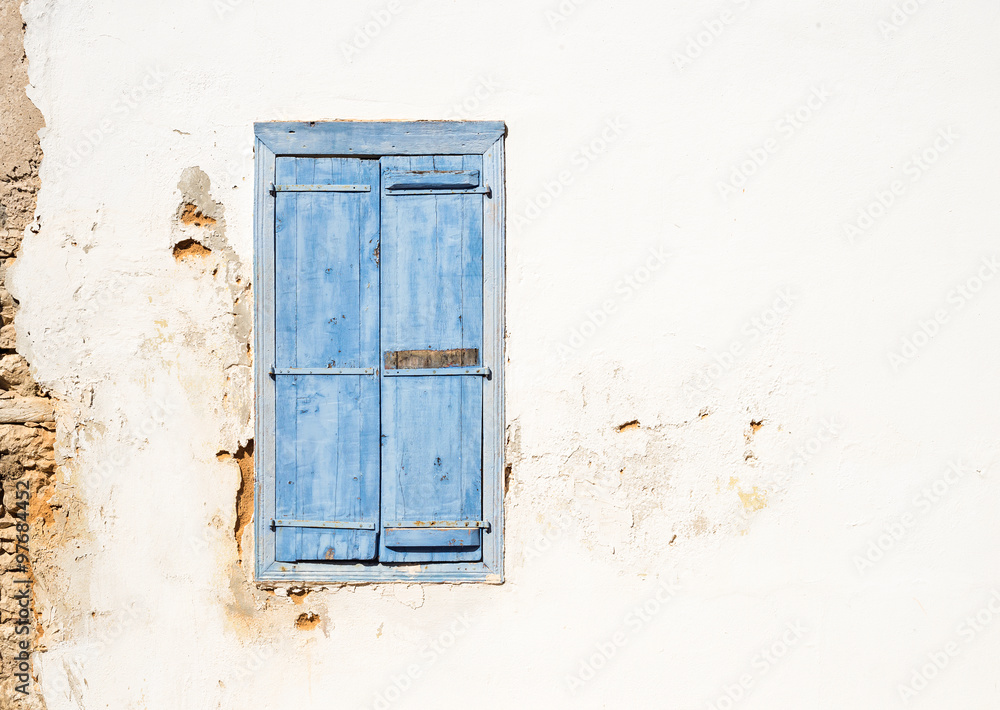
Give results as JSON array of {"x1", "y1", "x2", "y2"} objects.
[{"x1": 11, "y1": 0, "x2": 1000, "y2": 707}]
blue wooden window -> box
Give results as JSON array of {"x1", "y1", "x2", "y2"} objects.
[{"x1": 254, "y1": 122, "x2": 505, "y2": 583}]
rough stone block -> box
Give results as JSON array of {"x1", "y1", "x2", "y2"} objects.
[
  {"x1": 0, "y1": 354, "x2": 38, "y2": 395},
  {"x1": 0, "y1": 397, "x2": 53, "y2": 423},
  {"x1": 0, "y1": 323, "x2": 14, "y2": 350}
]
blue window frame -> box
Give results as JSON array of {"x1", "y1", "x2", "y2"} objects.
[{"x1": 253, "y1": 121, "x2": 505, "y2": 583}]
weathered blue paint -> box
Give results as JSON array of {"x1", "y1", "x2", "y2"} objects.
[
  {"x1": 379, "y1": 155, "x2": 485, "y2": 563},
  {"x1": 253, "y1": 137, "x2": 278, "y2": 580},
  {"x1": 383, "y1": 170, "x2": 480, "y2": 190},
  {"x1": 254, "y1": 122, "x2": 505, "y2": 583},
  {"x1": 273, "y1": 156, "x2": 380, "y2": 562},
  {"x1": 255, "y1": 121, "x2": 505, "y2": 157},
  {"x1": 383, "y1": 527, "x2": 480, "y2": 549}
]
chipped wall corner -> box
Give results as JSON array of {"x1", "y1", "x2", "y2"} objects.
[{"x1": 0, "y1": 0, "x2": 55, "y2": 705}]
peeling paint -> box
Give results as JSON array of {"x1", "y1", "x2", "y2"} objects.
[
  {"x1": 231, "y1": 439, "x2": 254, "y2": 562},
  {"x1": 294, "y1": 612, "x2": 320, "y2": 631},
  {"x1": 172, "y1": 238, "x2": 212, "y2": 260},
  {"x1": 616, "y1": 419, "x2": 640, "y2": 432},
  {"x1": 737, "y1": 486, "x2": 768, "y2": 512}
]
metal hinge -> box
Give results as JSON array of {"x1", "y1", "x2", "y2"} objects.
[
  {"x1": 271, "y1": 366, "x2": 375, "y2": 376},
  {"x1": 383, "y1": 366, "x2": 491, "y2": 379},
  {"x1": 270, "y1": 364, "x2": 486, "y2": 378},
  {"x1": 271, "y1": 519, "x2": 376, "y2": 531},
  {"x1": 383, "y1": 520, "x2": 491, "y2": 532},
  {"x1": 271, "y1": 183, "x2": 371, "y2": 194},
  {"x1": 384, "y1": 184, "x2": 491, "y2": 197}
]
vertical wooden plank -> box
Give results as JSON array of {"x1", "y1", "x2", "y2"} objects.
[
  {"x1": 293, "y1": 156, "x2": 328, "y2": 560},
  {"x1": 357, "y1": 158, "x2": 382, "y2": 557},
  {"x1": 481, "y1": 137, "x2": 505, "y2": 579},
  {"x1": 273, "y1": 156, "x2": 299, "y2": 562},
  {"x1": 379, "y1": 155, "x2": 485, "y2": 563},
  {"x1": 459, "y1": 154, "x2": 485, "y2": 529},
  {"x1": 324, "y1": 156, "x2": 353, "y2": 560},
  {"x1": 434, "y1": 155, "x2": 484, "y2": 548},
  {"x1": 299, "y1": 157, "x2": 379, "y2": 560},
  {"x1": 275, "y1": 156, "x2": 379, "y2": 562},
  {"x1": 254, "y1": 139, "x2": 277, "y2": 579}
]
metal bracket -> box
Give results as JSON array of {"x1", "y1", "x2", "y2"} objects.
[
  {"x1": 384, "y1": 184, "x2": 491, "y2": 197},
  {"x1": 384, "y1": 520, "x2": 491, "y2": 532},
  {"x1": 272, "y1": 184, "x2": 371, "y2": 193},
  {"x1": 271, "y1": 366, "x2": 375, "y2": 376},
  {"x1": 272, "y1": 519, "x2": 376, "y2": 531},
  {"x1": 383, "y1": 366, "x2": 491, "y2": 378}
]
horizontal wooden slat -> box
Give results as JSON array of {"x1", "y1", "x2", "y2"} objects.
[
  {"x1": 384, "y1": 527, "x2": 481, "y2": 549},
  {"x1": 383, "y1": 170, "x2": 479, "y2": 190},
  {"x1": 384, "y1": 347, "x2": 478, "y2": 369},
  {"x1": 254, "y1": 121, "x2": 506, "y2": 156}
]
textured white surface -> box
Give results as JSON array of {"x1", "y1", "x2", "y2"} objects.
[{"x1": 11, "y1": 0, "x2": 1000, "y2": 707}]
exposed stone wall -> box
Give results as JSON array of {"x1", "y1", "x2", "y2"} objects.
[
  {"x1": 6, "y1": 0, "x2": 1000, "y2": 706},
  {"x1": 0, "y1": 0, "x2": 51, "y2": 705}
]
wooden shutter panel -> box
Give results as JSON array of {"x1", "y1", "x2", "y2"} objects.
[
  {"x1": 378, "y1": 155, "x2": 486, "y2": 563},
  {"x1": 273, "y1": 157, "x2": 380, "y2": 562}
]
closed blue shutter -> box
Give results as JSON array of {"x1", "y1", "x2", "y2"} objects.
[
  {"x1": 378, "y1": 155, "x2": 485, "y2": 562},
  {"x1": 273, "y1": 157, "x2": 380, "y2": 562}
]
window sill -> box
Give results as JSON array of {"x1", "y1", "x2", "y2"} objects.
[{"x1": 256, "y1": 560, "x2": 503, "y2": 584}]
